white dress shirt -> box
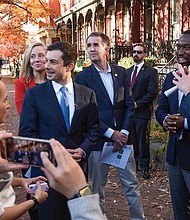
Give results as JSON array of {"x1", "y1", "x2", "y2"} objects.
[
  {"x1": 93, "y1": 63, "x2": 129, "y2": 138},
  {"x1": 131, "y1": 61, "x2": 144, "y2": 81},
  {"x1": 0, "y1": 172, "x2": 15, "y2": 217},
  {"x1": 178, "y1": 89, "x2": 188, "y2": 129},
  {"x1": 52, "y1": 80, "x2": 75, "y2": 125}
]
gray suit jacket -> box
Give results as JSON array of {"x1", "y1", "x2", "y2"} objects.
[{"x1": 68, "y1": 194, "x2": 106, "y2": 220}]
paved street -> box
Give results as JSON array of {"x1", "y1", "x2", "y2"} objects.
[{"x1": 2, "y1": 76, "x2": 174, "y2": 220}]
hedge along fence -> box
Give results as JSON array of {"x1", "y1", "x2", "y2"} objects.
[
  {"x1": 150, "y1": 120, "x2": 169, "y2": 169},
  {"x1": 118, "y1": 56, "x2": 157, "y2": 68}
]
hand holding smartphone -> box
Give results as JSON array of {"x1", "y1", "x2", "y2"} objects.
[
  {"x1": 6, "y1": 136, "x2": 55, "y2": 167},
  {"x1": 28, "y1": 182, "x2": 48, "y2": 194}
]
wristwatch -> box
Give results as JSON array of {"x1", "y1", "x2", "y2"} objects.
[
  {"x1": 29, "y1": 196, "x2": 39, "y2": 210},
  {"x1": 70, "y1": 184, "x2": 92, "y2": 200}
]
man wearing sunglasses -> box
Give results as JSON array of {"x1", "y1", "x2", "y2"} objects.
[{"x1": 126, "y1": 43, "x2": 158, "y2": 179}]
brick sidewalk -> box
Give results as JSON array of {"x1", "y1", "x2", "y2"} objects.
[
  {"x1": 14, "y1": 165, "x2": 173, "y2": 220},
  {"x1": 3, "y1": 76, "x2": 173, "y2": 220},
  {"x1": 105, "y1": 166, "x2": 173, "y2": 220}
]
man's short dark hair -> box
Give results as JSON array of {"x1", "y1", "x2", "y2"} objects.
[
  {"x1": 133, "y1": 43, "x2": 147, "y2": 53},
  {"x1": 47, "y1": 41, "x2": 77, "y2": 67},
  {"x1": 86, "y1": 32, "x2": 110, "y2": 47}
]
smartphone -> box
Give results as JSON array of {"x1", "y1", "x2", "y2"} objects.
[
  {"x1": 6, "y1": 136, "x2": 55, "y2": 167},
  {"x1": 28, "y1": 182, "x2": 48, "y2": 194}
]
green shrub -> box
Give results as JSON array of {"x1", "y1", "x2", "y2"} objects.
[
  {"x1": 118, "y1": 56, "x2": 157, "y2": 68},
  {"x1": 150, "y1": 120, "x2": 169, "y2": 142},
  {"x1": 145, "y1": 57, "x2": 157, "y2": 67},
  {"x1": 118, "y1": 57, "x2": 134, "y2": 69}
]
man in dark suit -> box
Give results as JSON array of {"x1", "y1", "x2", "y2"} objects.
[
  {"x1": 126, "y1": 43, "x2": 158, "y2": 179},
  {"x1": 156, "y1": 30, "x2": 190, "y2": 220},
  {"x1": 19, "y1": 41, "x2": 100, "y2": 220},
  {"x1": 14, "y1": 146, "x2": 24, "y2": 162},
  {"x1": 76, "y1": 32, "x2": 146, "y2": 219}
]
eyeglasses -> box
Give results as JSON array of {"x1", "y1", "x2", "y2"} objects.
[{"x1": 133, "y1": 50, "x2": 143, "y2": 54}]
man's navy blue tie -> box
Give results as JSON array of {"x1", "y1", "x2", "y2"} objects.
[{"x1": 60, "y1": 86, "x2": 70, "y2": 130}]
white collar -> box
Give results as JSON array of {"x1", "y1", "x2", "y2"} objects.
[
  {"x1": 52, "y1": 79, "x2": 74, "y2": 94},
  {"x1": 93, "y1": 63, "x2": 111, "y2": 74},
  {"x1": 135, "y1": 61, "x2": 144, "y2": 70}
]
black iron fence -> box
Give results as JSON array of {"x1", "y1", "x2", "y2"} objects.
[{"x1": 110, "y1": 39, "x2": 178, "y2": 65}]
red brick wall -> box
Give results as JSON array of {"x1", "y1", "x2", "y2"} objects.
[
  {"x1": 155, "y1": 0, "x2": 169, "y2": 42},
  {"x1": 183, "y1": 0, "x2": 190, "y2": 31},
  {"x1": 49, "y1": 0, "x2": 60, "y2": 26}
]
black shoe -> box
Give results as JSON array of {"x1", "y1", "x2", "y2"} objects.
[{"x1": 142, "y1": 170, "x2": 150, "y2": 179}]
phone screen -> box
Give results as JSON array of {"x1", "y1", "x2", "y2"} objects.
[{"x1": 6, "y1": 136, "x2": 54, "y2": 166}]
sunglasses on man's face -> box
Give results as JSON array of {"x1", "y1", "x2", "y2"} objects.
[{"x1": 133, "y1": 50, "x2": 143, "y2": 54}]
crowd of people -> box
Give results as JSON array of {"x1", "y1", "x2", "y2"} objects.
[{"x1": 0, "y1": 30, "x2": 190, "y2": 220}]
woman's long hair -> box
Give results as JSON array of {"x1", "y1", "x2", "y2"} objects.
[{"x1": 19, "y1": 42, "x2": 46, "y2": 85}]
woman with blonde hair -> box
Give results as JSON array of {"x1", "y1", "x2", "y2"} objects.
[{"x1": 15, "y1": 42, "x2": 46, "y2": 114}]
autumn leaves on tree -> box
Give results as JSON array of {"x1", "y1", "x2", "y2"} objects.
[{"x1": 0, "y1": 0, "x2": 55, "y2": 64}]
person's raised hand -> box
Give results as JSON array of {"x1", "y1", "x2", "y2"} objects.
[
  {"x1": 173, "y1": 65, "x2": 190, "y2": 96},
  {"x1": 34, "y1": 181, "x2": 48, "y2": 203},
  {"x1": 0, "y1": 130, "x2": 12, "y2": 140},
  {"x1": 0, "y1": 156, "x2": 29, "y2": 174},
  {"x1": 22, "y1": 176, "x2": 48, "y2": 192},
  {"x1": 0, "y1": 131, "x2": 29, "y2": 174},
  {"x1": 41, "y1": 139, "x2": 87, "y2": 199}
]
